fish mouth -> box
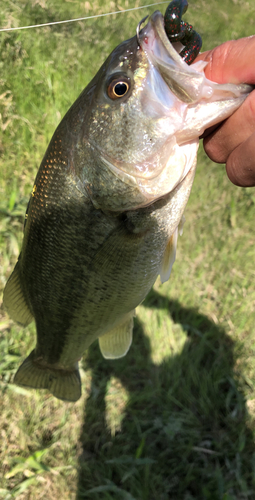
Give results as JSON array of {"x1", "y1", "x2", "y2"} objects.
[
  {"x1": 139, "y1": 11, "x2": 252, "y2": 109},
  {"x1": 138, "y1": 10, "x2": 207, "y2": 104}
]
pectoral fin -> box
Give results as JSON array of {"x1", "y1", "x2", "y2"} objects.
[
  {"x1": 99, "y1": 311, "x2": 135, "y2": 359},
  {"x1": 160, "y1": 228, "x2": 178, "y2": 284},
  {"x1": 3, "y1": 260, "x2": 33, "y2": 326},
  {"x1": 93, "y1": 224, "x2": 144, "y2": 274},
  {"x1": 160, "y1": 216, "x2": 185, "y2": 283},
  {"x1": 14, "y1": 350, "x2": 81, "y2": 402}
]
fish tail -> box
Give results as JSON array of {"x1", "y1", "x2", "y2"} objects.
[{"x1": 13, "y1": 350, "x2": 81, "y2": 402}]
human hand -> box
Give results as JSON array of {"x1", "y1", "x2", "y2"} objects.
[{"x1": 195, "y1": 36, "x2": 255, "y2": 187}]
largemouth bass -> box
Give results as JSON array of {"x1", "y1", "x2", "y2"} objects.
[{"x1": 3, "y1": 6, "x2": 252, "y2": 402}]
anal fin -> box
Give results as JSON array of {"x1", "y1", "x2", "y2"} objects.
[
  {"x1": 3, "y1": 261, "x2": 33, "y2": 326},
  {"x1": 14, "y1": 350, "x2": 81, "y2": 402},
  {"x1": 99, "y1": 311, "x2": 134, "y2": 359}
]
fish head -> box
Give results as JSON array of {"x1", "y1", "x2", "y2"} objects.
[{"x1": 74, "y1": 10, "x2": 251, "y2": 211}]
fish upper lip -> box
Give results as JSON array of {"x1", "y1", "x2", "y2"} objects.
[{"x1": 138, "y1": 11, "x2": 182, "y2": 66}]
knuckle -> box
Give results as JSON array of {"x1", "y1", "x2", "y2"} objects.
[
  {"x1": 226, "y1": 145, "x2": 255, "y2": 187},
  {"x1": 203, "y1": 135, "x2": 228, "y2": 164}
]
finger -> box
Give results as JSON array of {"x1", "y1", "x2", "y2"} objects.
[
  {"x1": 195, "y1": 36, "x2": 255, "y2": 85},
  {"x1": 203, "y1": 89, "x2": 255, "y2": 163},
  {"x1": 226, "y1": 133, "x2": 255, "y2": 187}
]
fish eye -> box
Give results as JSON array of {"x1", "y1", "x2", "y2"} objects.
[{"x1": 107, "y1": 76, "x2": 130, "y2": 100}]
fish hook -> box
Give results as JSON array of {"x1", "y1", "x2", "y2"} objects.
[{"x1": 136, "y1": 15, "x2": 148, "y2": 45}]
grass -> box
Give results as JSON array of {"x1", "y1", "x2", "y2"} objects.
[{"x1": 0, "y1": 0, "x2": 255, "y2": 498}]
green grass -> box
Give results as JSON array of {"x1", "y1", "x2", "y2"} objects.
[{"x1": 0, "y1": 0, "x2": 255, "y2": 498}]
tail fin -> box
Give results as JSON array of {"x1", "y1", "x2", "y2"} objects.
[{"x1": 14, "y1": 350, "x2": 81, "y2": 402}]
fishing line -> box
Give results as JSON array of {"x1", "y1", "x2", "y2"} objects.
[{"x1": 0, "y1": 1, "x2": 168, "y2": 32}]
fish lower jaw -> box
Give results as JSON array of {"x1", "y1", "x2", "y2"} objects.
[
  {"x1": 136, "y1": 140, "x2": 199, "y2": 203},
  {"x1": 97, "y1": 139, "x2": 198, "y2": 210}
]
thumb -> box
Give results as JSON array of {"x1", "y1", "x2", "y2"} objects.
[{"x1": 194, "y1": 36, "x2": 255, "y2": 85}]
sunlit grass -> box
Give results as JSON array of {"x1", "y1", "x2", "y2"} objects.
[{"x1": 0, "y1": 0, "x2": 255, "y2": 498}]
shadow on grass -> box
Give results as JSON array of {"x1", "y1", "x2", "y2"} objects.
[{"x1": 77, "y1": 289, "x2": 255, "y2": 500}]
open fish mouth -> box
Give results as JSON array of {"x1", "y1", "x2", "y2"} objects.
[
  {"x1": 138, "y1": 11, "x2": 252, "y2": 105},
  {"x1": 137, "y1": 10, "x2": 208, "y2": 105}
]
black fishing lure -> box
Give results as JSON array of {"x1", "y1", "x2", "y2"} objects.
[{"x1": 164, "y1": 0, "x2": 202, "y2": 64}]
